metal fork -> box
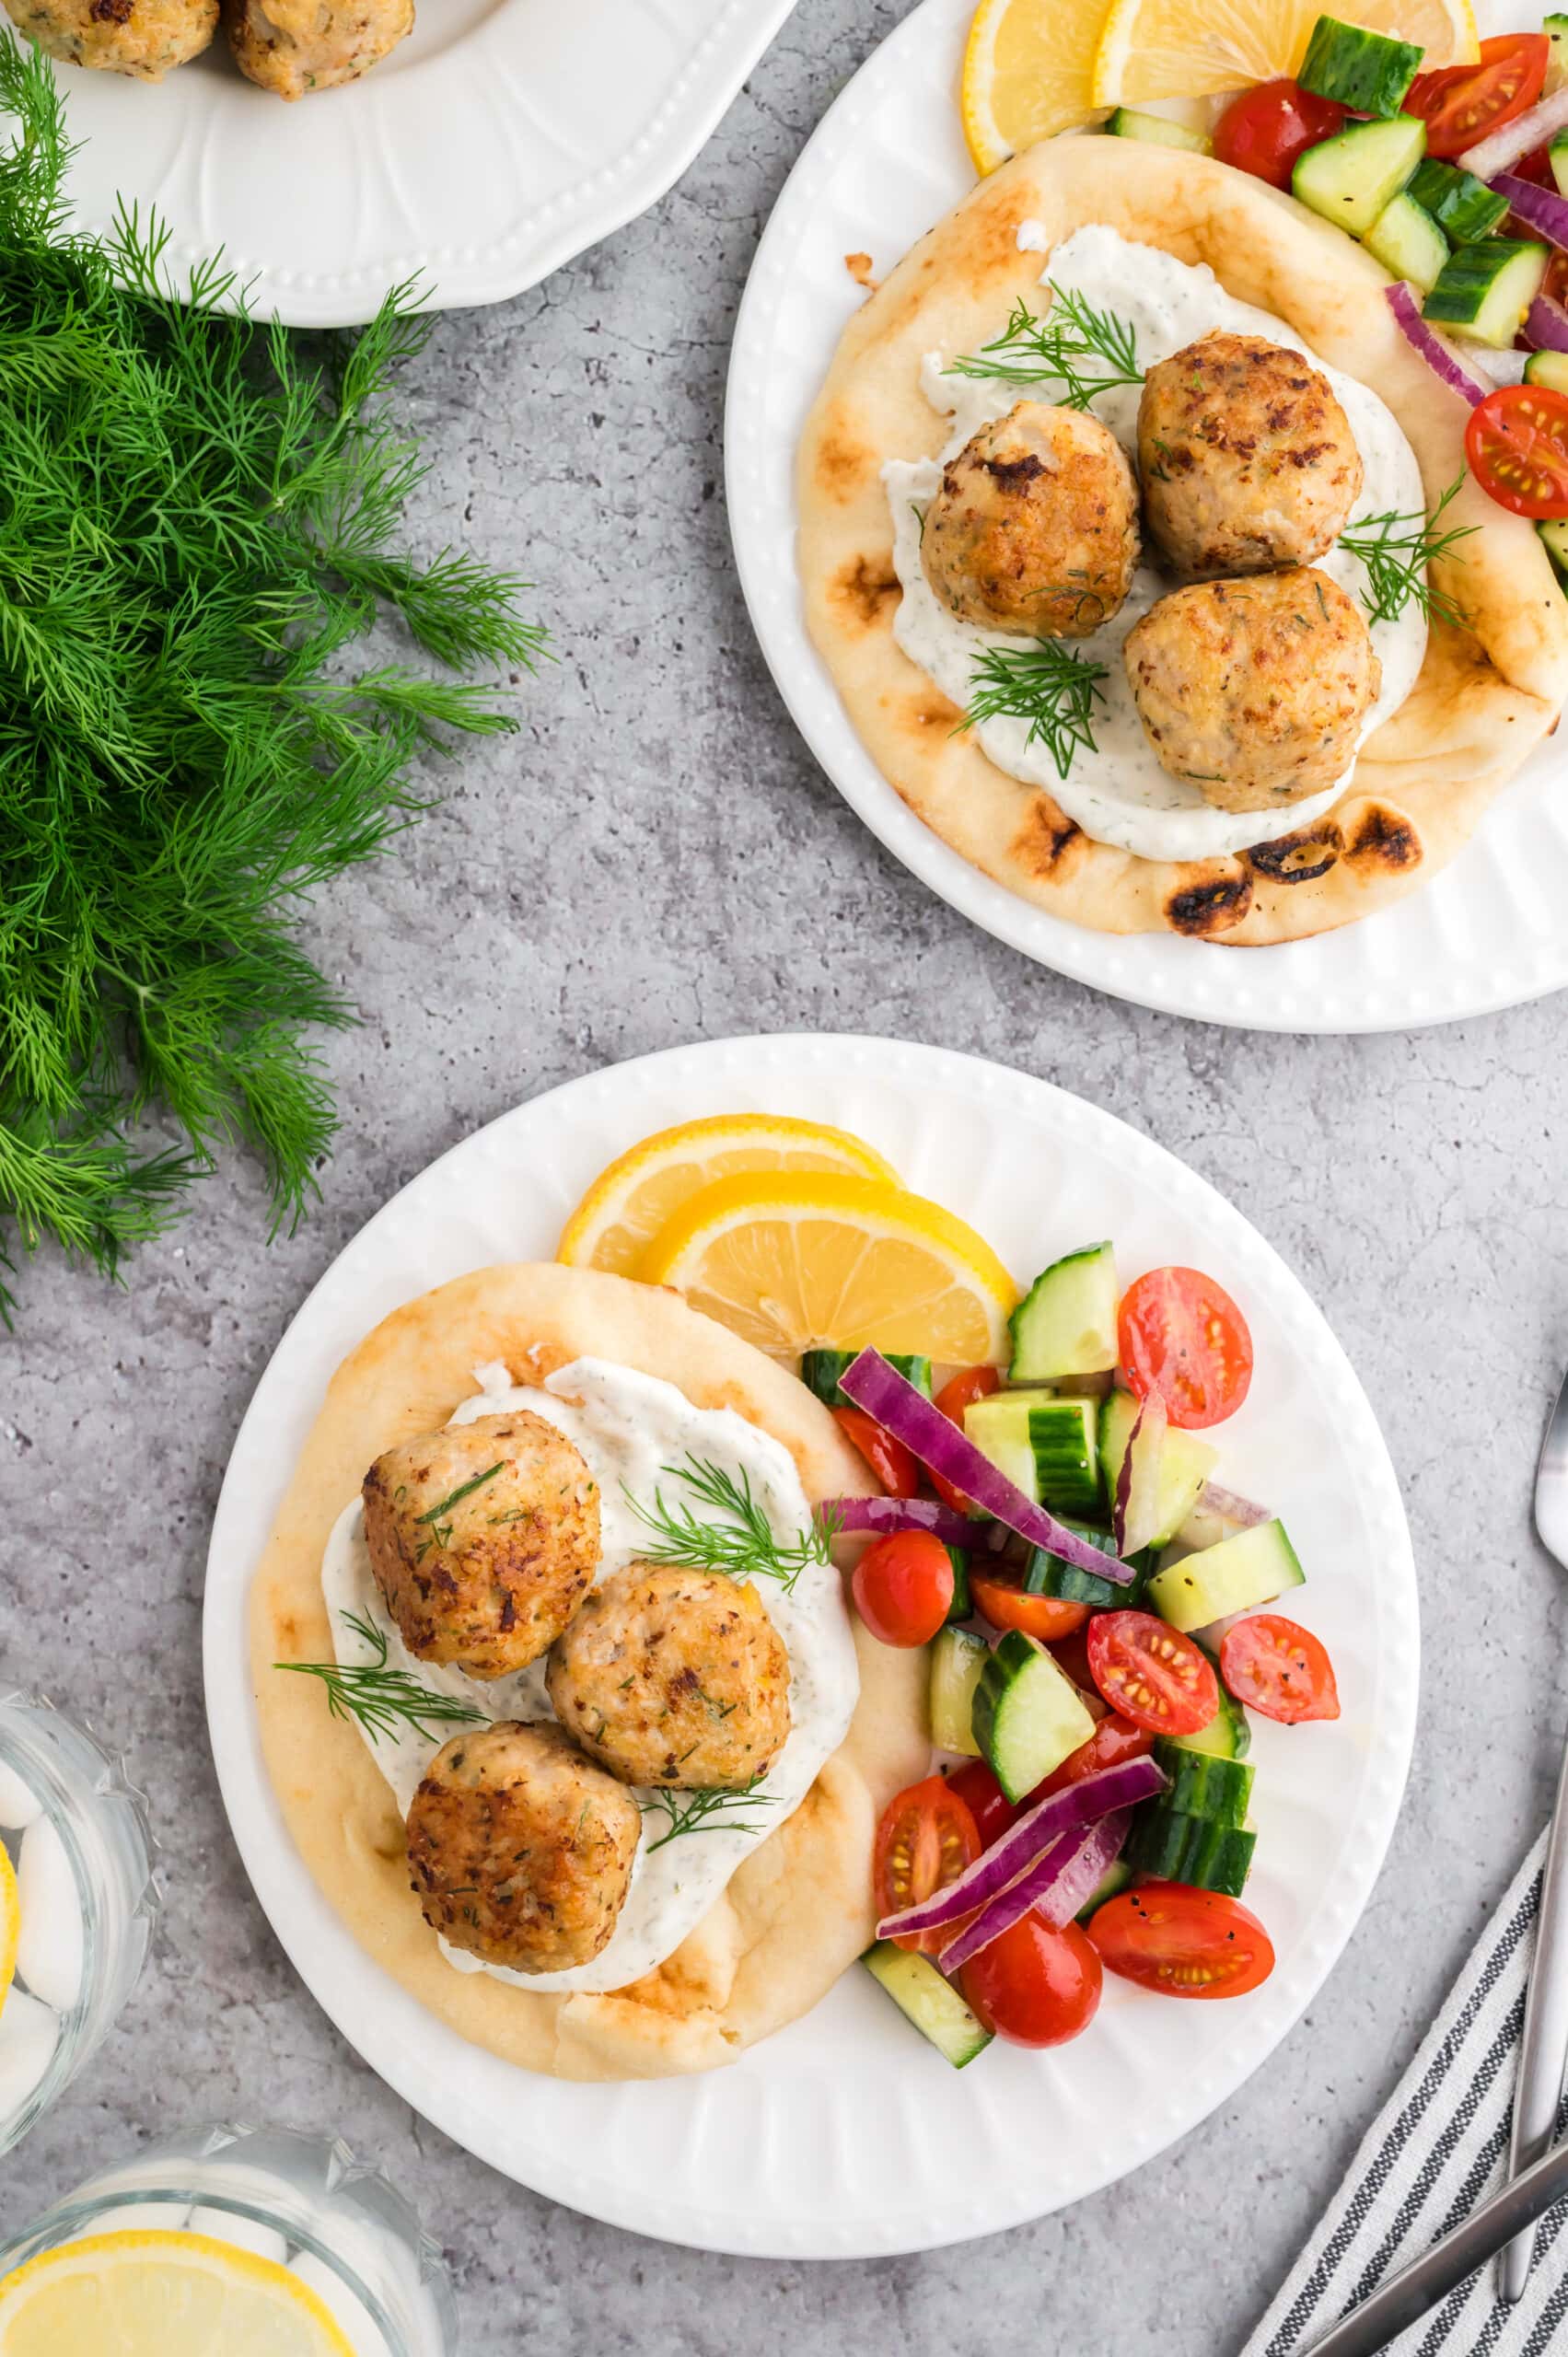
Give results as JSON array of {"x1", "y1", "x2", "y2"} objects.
[{"x1": 1498, "y1": 1364, "x2": 1568, "y2": 2301}]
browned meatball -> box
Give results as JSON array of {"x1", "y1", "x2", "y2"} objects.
[
  {"x1": 405, "y1": 1722, "x2": 640, "y2": 1973},
  {"x1": 363, "y1": 1412, "x2": 599, "y2": 1680},
  {"x1": 1124, "y1": 569, "x2": 1379, "y2": 812},
  {"x1": 547, "y1": 1564, "x2": 792, "y2": 1791},
  {"x1": 4, "y1": 0, "x2": 216, "y2": 77},
  {"x1": 225, "y1": 0, "x2": 412, "y2": 98},
  {"x1": 921, "y1": 401, "x2": 1140, "y2": 637},
  {"x1": 1137, "y1": 333, "x2": 1364, "y2": 580}
]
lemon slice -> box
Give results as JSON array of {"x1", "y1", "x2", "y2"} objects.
[
  {"x1": 638, "y1": 1172, "x2": 1018, "y2": 1364},
  {"x1": 0, "y1": 2232, "x2": 356, "y2": 2357},
  {"x1": 961, "y1": 0, "x2": 1121, "y2": 174},
  {"x1": 1092, "y1": 0, "x2": 1476, "y2": 109},
  {"x1": 557, "y1": 1113, "x2": 900, "y2": 1279},
  {"x1": 0, "y1": 1844, "x2": 16, "y2": 2018}
]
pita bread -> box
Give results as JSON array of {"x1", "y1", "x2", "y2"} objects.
[
  {"x1": 251, "y1": 1262, "x2": 928, "y2": 2081},
  {"x1": 797, "y1": 138, "x2": 1568, "y2": 944}
]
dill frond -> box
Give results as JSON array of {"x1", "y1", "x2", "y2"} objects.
[
  {"x1": 626, "y1": 1457, "x2": 836, "y2": 1595},
  {"x1": 275, "y1": 1610, "x2": 489, "y2": 1747},
  {"x1": 1339, "y1": 474, "x2": 1476, "y2": 629},
  {"x1": 958, "y1": 639, "x2": 1109, "y2": 780},
  {"x1": 642, "y1": 1776, "x2": 776, "y2": 1852},
  {"x1": 946, "y1": 289, "x2": 1144, "y2": 410}
]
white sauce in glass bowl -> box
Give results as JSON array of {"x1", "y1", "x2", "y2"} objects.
[
  {"x1": 319, "y1": 1355, "x2": 859, "y2": 1995},
  {"x1": 884, "y1": 224, "x2": 1430, "y2": 863}
]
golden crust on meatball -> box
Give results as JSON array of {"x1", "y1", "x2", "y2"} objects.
[
  {"x1": 405, "y1": 1722, "x2": 641, "y2": 1974},
  {"x1": 363, "y1": 1411, "x2": 599, "y2": 1680},
  {"x1": 921, "y1": 400, "x2": 1140, "y2": 637},
  {"x1": 4, "y1": 0, "x2": 216, "y2": 79},
  {"x1": 225, "y1": 0, "x2": 412, "y2": 99},
  {"x1": 547, "y1": 1563, "x2": 792, "y2": 1792}
]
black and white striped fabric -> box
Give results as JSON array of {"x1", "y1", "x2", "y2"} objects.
[{"x1": 1245, "y1": 1834, "x2": 1568, "y2": 2357}]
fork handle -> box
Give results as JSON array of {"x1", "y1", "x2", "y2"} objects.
[{"x1": 1499, "y1": 1732, "x2": 1568, "y2": 2301}]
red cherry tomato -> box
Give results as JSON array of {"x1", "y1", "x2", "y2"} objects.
[
  {"x1": 852, "y1": 1529, "x2": 955, "y2": 1647},
  {"x1": 1049, "y1": 1623, "x2": 1098, "y2": 1695},
  {"x1": 1219, "y1": 1614, "x2": 1341, "y2": 1724},
  {"x1": 830, "y1": 1405, "x2": 920, "y2": 1498},
  {"x1": 929, "y1": 1365, "x2": 1002, "y2": 1514},
  {"x1": 969, "y1": 1571, "x2": 1090, "y2": 1644},
  {"x1": 1406, "y1": 33, "x2": 1549, "y2": 161},
  {"x1": 874, "y1": 1775, "x2": 981, "y2": 1955},
  {"x1": 944, "y1": 1759, "x2": 1018, "y2": 1846},
  {"x1": 1118, "y1": 1266, "x2": 1254, "y2": 1429},
  {"x1": 1088, "y1": 1881, "x2": 1276, "y2": 1999},
  {"x1": 1466, "y1": 385, "x2": 1568, "y2": 520},
  {"x1": 1213, "y1": 76, "x2": 1345, "y2": 188},
  {"x1": 1032, "y1": 1712, "x2": 1153, "y2": 1800},
  {"x1": 960, "y1": 1914, "x2": 1103, "y2": 2047},
  {"x1": 1086, "y1": 1609, "x2": 1218, "y2": 1736}
]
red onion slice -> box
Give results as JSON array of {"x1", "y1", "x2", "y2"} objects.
[
  {"x1": 1197, "y1": 1480, "x2": 1271, "y2": 1530},
  {"x1": 936, "y1": 1811, "x2": 1132, "y2": 1975},
  {"x1": 1385, "y1": 281, "x2": 1490, "y2": 407},
  {"x1": 1491, "y1": 171, "x2": 1568, "y2": 251},
  {"x1": 1527, "y1": 292, "x2": 1568, "y2": 354},
  {"x1": 1112, "y1": 1390, "x2": 1167, "y2": 1557},
  {"x1": 823, "y1": 1494, "x2": 980, "y2": 1549},
  {"x1": 1462, "y1": 87, "x2": 1568, "y2": 182}
]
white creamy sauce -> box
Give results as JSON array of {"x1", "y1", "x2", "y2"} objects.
[
  {"x1": 884, "y1": 224, "x2": 1430, "y2": 863},
  {"x1": 319, "y1": 1355, "x2": 860, "y2": 1994}
]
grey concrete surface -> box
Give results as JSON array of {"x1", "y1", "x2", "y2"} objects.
[{"x1": 5, "y1": 2, "x2": 1568, "y2": 2347}]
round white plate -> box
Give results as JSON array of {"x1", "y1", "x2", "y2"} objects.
[
  {"x1": 42, "y1": 0, "x2": 796, "y2": 328},
  {"x1": 725, "y1": 0, "x2": 1568, "y2": 1032},
  {"x1": 203, "y1": 1032, "x2": 1417, "y2": 2256}
]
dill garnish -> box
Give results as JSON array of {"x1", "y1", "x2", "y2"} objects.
[
  {"x1": 946, "y1": 289, "x2": 1143, "y2": 410},
  {"x1": 642, "y1": 1776, "x2": 775, "y2": 1852},
  {"x1": 1340, "y1": 475, "x2": 1476, "y2": 628},
  {"x1": 275, "y1": 1611, "x2": 488, "y2": 1747},
  {"x1": 626, "y1": 1457, "x2": 837, "y2": 1595},
  {"x1": 959, "y1": 639, "x2": 1109, "y2": 780}
]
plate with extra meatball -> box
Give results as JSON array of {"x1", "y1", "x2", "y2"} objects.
[
  {"x1": 726, "y1": 0, "x2": 1568, "y2": 1028},
  {"x1": 6, "y1": 0, "x2": 797, "y2": 327},
  {"x1": 204, "y1": 1032, "x2": 1415, "y2": 2254}
]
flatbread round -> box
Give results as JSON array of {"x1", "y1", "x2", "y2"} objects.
[
  {"x1": 797, "y1": 138, "x2": 1568, "y2": 945},
  {"x1": 251, "y1": 1262, "x2": 928, "y2": 2081}
]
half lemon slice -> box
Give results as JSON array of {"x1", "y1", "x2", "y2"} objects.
[
  {"x1": 962, "y1": 0, "x2": 1121, "y2": 174},
  {"x1": 0, "y1": 2233, "x2": 356, "y2": 2357},
  {"x1": 1092, "y1": 0, "x2": 1476, "y2": 109},
  {"x1": 0, "y1": 1843, "x2": 17, "y2": 2018},
  {"x1": 639, "y1": 1172, "x2": 1018, "y2": 1364}
]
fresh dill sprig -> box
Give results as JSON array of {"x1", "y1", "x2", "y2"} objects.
[
  {"x1": 959, "y1": 639, "x2": 1109, "y2": 780},
  {"x1": 275, "y1": 1610, "x2": 489, "y2": 1747},
  {"x1": 946, "y1": 288, "x2": 1143, "y2": 410},
  {"x1": 626, "y1": 1457, "x2": 837, "y2": 1595},
  {"x1": 1340, "y1": 475, "x2": 1476, "y2": 628},
  {"x1": 642, "y1": 1776, "x2": 776, "y2": 1853}
]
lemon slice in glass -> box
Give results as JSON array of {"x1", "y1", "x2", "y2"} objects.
[
  {"x1": 1092, "y1": 0, "x2": 1476, "y2": 109},
  {"x1": 0, "y1": 1843, "x2": 17, "y2": 2018},
  {"x1": 638, "y1": 1172, "x2": 1017, "y2": 1364},
  {"x1": 0, "y1": 2233, "x2": 356, "y2": 2357},
  {"x1": 961, "y1": 0, "x2": 1121, "y2": 174}
]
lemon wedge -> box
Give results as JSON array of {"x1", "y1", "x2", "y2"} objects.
[
  {"x1": 638, "y1": 1172, "x2": 1017, "y2": 1364},
  {"x1": 1092, "y1": 0, "x2": 1476, "y2": 110},
  {"x1": 0, "y1": 2232, "x2": 356, "y2": 2357},
  {"x1": 0, "y1": 1842, "x2": 16, "y2": 2019},
  {"x1": 961, "y1": 0, "x2": 1121, "y2": 174},
  {"x1": 557, "y1": 1113, "x2": 900, "y2": 1279}
]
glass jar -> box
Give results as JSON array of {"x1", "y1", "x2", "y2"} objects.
[{"x1": 0, "y1": 1686, "x2": 157, "y2": 2154}]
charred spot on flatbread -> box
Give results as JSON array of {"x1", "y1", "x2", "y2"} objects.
[
  {"x1": 1012, "y1": 797, "x2": 1086, "y2": 880},
  {"x1": 900, "y1": 687, "x2": 963, "y2": 733},
  {"x1": 1345, "y1": 802, "x2": 1423, "y2": 872},
  {"x1": 831, "y1": 553, "x2": 900, "y2": 633},
  {"x1": 1245, "y1": 820, "x2": 1343, "y2": 886},
  {"x1": 812, "y1": 411, "x2": 877, "y2": 504},
  {"x1": 1165, "y1": 868, "x2": 1253, "y2": 936}
]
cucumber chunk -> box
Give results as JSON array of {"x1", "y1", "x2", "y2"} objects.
[
  {"x1": 929, "y1": 1626, "x2": 987, "y2": 1756},
  {"x1": 1146, "y1": 1517, "x2": 1305, "y2": 1633},
  {"x1": 1549, "y1": 11, "x2": 1568, "y2": 97},
  {"x1": 1553, "y1": 128, "x2": 1568, "y2": 196},
  {"x1": 963, "y1": 1392, "x2": 1102, "y2": 1516},
  {"x1": 1125, "y1": 1806, "x2": 1256, "y2": 1896},
  {"x1": 972, "y1": 1630, "x2": 1097, "y2": 1802},
  {"x1": 1098, "y1": 1390, "x2": 1216, "y2": 1550},
  {"x1": 1527, "y1": 351, "x2": 1568, "y2": 398},
  {"x1": 1150, "y1": 1736, "x2": 1254, "y2": 1828},
  {"x1": 1075, "y1": 1857, "x2": 1133, "y2": 1922},
  {"x1": 1008, "y1": 1242, "x2": 1119, "y2": 1382},
  {"x1": 1408, "y1": 157, "x2": 1509, "y2": 243},
  {"x1": 863, "y1": 1943, "x2": 993, "y2": 2067},
  {"x1": 1539, "y1": 517, "x2": 1568, "y2": 579},
  {"x1": 1024, "y1": 1520, "x2": 1156, "y2": 1610},
  {"x1": 1292, "y1": 113, "x2": 1426, "y2": 238},
  {"x1": 802, "y1": 1349, "x2": 931, "y2": 1408},
  {"x1": 1105, "y1": 106, "x2": 1212, "y2": 153},
  {"x1": 1179, "y1": 1643, "x2": 1252, "y2": 1759},
  {"x1": 1298, "y1": 15, "x2": 1423, "y2": 117},
  {"x1": 944, "y1": 1543, "x2": 972, "y2": 1624},
  {"x1": 1424, "y1": 240, "x2": 1549, "y2": 348},
  {"x1": 1365, "y1": 192, "x2": 1448, "y2": 295}
]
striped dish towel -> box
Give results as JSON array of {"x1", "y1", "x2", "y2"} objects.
[{"x1": 1244, "y1": 1832, "x2": 1568, "y2": 2357}]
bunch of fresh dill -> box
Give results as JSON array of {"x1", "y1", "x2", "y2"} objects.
[{"x1": 0, "y1": 42, "x2": 547, "y2": 1319}]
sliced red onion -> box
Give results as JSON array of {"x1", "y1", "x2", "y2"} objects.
[
  {"x1": 838, "y1": 1350, "x2": 1120, "y2": 1581},
  {"x1": 1490, "y1": 172, "x2": 1568, "y2": 251},
  {"x1": 874, "y1": 1752, "x2": 1166, "y2": 1941},
  {"x1": 1527, "y1": 292, "x2": 1568, "y2": 354},
  {"x1": 936, "y1": 1811, "x2": 1132, "y2": 1975},
  {"x1": 1462, "y1": 87, "x2": 1568, "y2": 182},
  {"x1": 1385, "y1": 281, "x2": 1490, "y2": 407},
  {"x1": 823, "y1": 1494, "x2": 980, "y2": 1549},
  {"x1": 1113, "y1": 1389, "x2": 1167, "y2": 1558},
  {"x1": 1198, "y1": 1480, "x2": 1271, "y2": 1530}
]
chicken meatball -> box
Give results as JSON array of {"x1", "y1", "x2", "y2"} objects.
[
  {"x1": 547, "y1": 1563, "x2": 792, "y2": 1791},
  {"x1": 4, "y1": 0, "x2": 215, "y2": 78},
  {"x1": 1137, "y1": 332, "x2": 1364, "y2": 580},
  {"x1": 225, "y1": 0, "x2": 412, "y2": 99},
  {"x1": 363, "y1": 1411, "x2": 599, "y2": 1680},
  {"x1": 405, "y1": 1722, "x2": 640, "y2": 1974},
  {"x1": 1123, "y1": 568, "x2": 1379, "y2": 813},
  {"x1": 921, "y1": 400, "x2": 1140, "y2": 637}
]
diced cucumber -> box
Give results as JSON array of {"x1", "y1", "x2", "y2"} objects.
[
  {"x1": 1125, "y1": 1805, "x2": 1256, "y2": 1897},
  {"x1": 1549, "y1": 12, "x2": 1568, "y2": 97},
  {"x1": 972, "y1": 1630, "x2": 1097, "y2": 1803},
  {"x1": 1365, "y1": 192, "x2": 1448, "y2": 296},
  {"x1": 929, "y1": 1626, "x2": 987, "y2": 1756},
  {"x1": 963, "y1": 1392, "x2": 1102, "y2": 1516},
  {"x1": 1408, "y1": 157, "x2": 1509, "y2": 243},
  {"x1": 1526, "y1": 350, "x2": 1568, "y2": 397},
  {"x1": 1553, "y1": 129, "x2": 1568, "y2": 196},
  {"x1": 944, "y1": 1544, "x2": 972, "y2": 1624},
  {"x1": 1292, "y1": 113, "x2": 1426, "y2": 238},
  {"x1": 1539, "y1": 517, "x2": 1568, "y2": 579},
  {"x1": 1424, "y1": 240, "x2": 1549, "y2": 348},
  {"x1": 1008, "y1": 1243, "x2": 1119, "y2": 1382},
  {"x1": 1146, "y1": 1517, "x2": 1306, "y2": 1633},
  {"x1": 1098, "y1": 1390, "x2": 1216, "y2": 1550},
  {"x1": 1024, "y1": 1520, "x2": 1156, "y2": 1610},
  {"x1": 1298, "y1": 15, "x2": 1423, "y2": 117},
  {"x1": 862, "y1": 1943, "x2": 993, "y2": 2067},
  {"x1": 1105, "y1": 106, "x2": 1212, "y2": 154},
  {"x1": 802, "y1": 1349, "x2": 931, "y2": 1407},
  {"x1": 1149, "y1": 1736, "x2": 1254, "y2": 1829},
  {"x1": 1075, "y1": 1857, "x2": 1133, "y2": 1923},
  {"x1": 1179, "y1": 1643, "x2": 1252, "y2": 1759}
]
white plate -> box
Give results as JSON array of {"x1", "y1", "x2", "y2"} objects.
[
  {"x1": 725, "y1": 0, "x2": 1568, "y2": 1032},
  {"x1": 43, "y1": 0, "x2": 796, "y2": 328},
  {"x1": 203, "y1": 1032, "x2": 1417, "y2": 2257}
]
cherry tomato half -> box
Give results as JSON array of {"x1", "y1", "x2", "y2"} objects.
[
  {"x1": 1049, "y1": 1623, "x2": 1098, "y2": 1696},
  {"x1": 1466, "y1": 385, "x2": 1568, "y2": 520},
  {"x1": 852, "y1": 1530, "x2": 955, "y2": 1647},
  {"x1": 1086, "y1": 1609, "x2": 1218, "y2": 1736},
  {"x1": 1118, "y1": 1266, "x2": 1254, "y2": 1429},
  {"x1": 960, "y1": 1914, "x2": 1103, "y2": 2047},
  {"x1": 1088, "y1": 1881, "x2": 1276, "y2": 1999},
  {"x1": 1220, "y1": 1614, "x2": 1341, "y2": 1724},
  {"x1": 970, "y1": 1571, "x2": 1090, "y2": 1644},
  {"x1": 874, "y1": 1775, "x2": 981, "y2": 1955},
  {"x1": 1032, "y1": 1711, "x2": 1153, "y2": 1799},
  {"x1": 944, "y1": 1758, "x2": 1018, "y2": 1847},
  {"x1": 929, "y1": 1365, "x2": 1002, "y2": 1515},
  {"x1": 830, "y1": 1405, "x2": 920, "y2": 1499},
  {"x1": 1406, "y1": 33, "x2": 1549, "y2": 161},
  {"x1": 1213, "y1": 77, "x2": 1345, "y2": 189}
]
